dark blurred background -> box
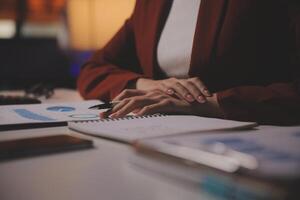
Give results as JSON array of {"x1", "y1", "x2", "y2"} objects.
[{"x1": 0, "y1": 0, "x2": 135, "y2": 90}]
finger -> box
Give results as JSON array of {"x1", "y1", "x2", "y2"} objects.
[
  {"x1": 157, "y1": 78, "x2": 188, "y2": 99},
  {"x1": 156, "y1": 77, "x2": 179, "y2": 96},
  {"x1": 136, "y1": 98, "x2": 185, "y2": 115},
  {"x1": 99, "y1": 108, "x2": 112, "y2": 119},
  {"x1": 156, "y1": 82, "x2": 175, "y2": 95},
  {"x1": 136, "y1": 100, "x2": 169, "y2": 116},
  {"x1": 111, "y1": 100, "x2": 141, "y2": 118},
  {"x1": 179, "y1": 80, "x2": 206, "y2": 103},
  {"x1": 170, "y1": 82, "x2": 192, "y2": 102},
  {"x1": 113, "y1": 89, "x2": 146, "y2": 101},
  {"x1": 132, "y1": 108, "x2": 141, "y2": 114},
  {"x1": 110, "y1": 97, "x2": 151, "y2": 118},
  {"x1": 112, "y1": 90, "x2": 163, "y2": 115},
  {"x1": 110, "y1": 98, "x2": 131, "y2": 113},
  {"x1": 166, "y1": 88, "x2": 175, "y2": 95},
  {"x1": 189, "y1": 77, "x2": 211, "y2": 97},
  {"x1": 111, "y1": 90, "x2": 163, "y2": 117}
]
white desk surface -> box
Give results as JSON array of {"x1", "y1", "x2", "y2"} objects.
[
  {"x1": 0, "y1": 89, "x2": 207, "y2": 200},
  {"x1": 0, "y1": 127, "x2": 209, "y2": 200},
  {"x1": 0, "y1": 89, "x2": 299, "y2": 200}
]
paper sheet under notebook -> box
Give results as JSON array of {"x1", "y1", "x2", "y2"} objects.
[
  {"x1": 0, "y1": 100, "x2": 102, "y2": 127},
  {"x1": 68, "y1": 115, "x2": 257, "y2": 143}
]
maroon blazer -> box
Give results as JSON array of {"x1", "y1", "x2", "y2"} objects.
[{"x1": 78, "y1": 0, "x2": 300, "y2": 125}]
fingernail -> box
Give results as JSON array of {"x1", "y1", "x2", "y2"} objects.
[
  {"x1": 185, "y1": 94, "x2": 195, "y2": 102},
  {"x1": 203, "y1": 89, "x2": 211, "y2": 96},
  {"x1": 99, "y1": 112, "x2": 106, "y2": 119},
  {"x1": 167, "y1": 89, "x2": 174, "y2": 94},
  {"x1": 197, "y1": 96, "x2": 206, "y2": 103},
  {"x1": 109, "y1": 113, "x2": 117, "y2": 118}
]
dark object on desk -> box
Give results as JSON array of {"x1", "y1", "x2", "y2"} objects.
[
  {"x1": 0, "y1": 121, "x2": 68, "y2": 132},
  {"x1": 0, "y1": 38, "x2": 72, "y2": 90},
  {"x1": 0, "y1": 135, "x2": 93, "y2": 160},
  {"x1": 0, "y1": 95, "x2": 41, "y2": 105},
  {"x1": 25, "y1": 83, "x2": 54, "y2": 99}
]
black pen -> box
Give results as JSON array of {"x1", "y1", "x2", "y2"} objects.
[{"x1": 88, "y1": 101, "x2": 120, "y2": 110}]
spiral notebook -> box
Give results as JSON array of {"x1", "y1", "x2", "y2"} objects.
[{"x1": 68, "y1": 115, "x2": 257, "y2": 143}]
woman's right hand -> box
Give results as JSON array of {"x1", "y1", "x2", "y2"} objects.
[
  {"x1": 110, "y1": 89, "x2": 222, "y2": 119},
  {"x1": 135, "y1": 77, "x2": 211, "y2": 103}
]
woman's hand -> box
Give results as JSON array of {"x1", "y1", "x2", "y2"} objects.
[
  {"x1": 136, "y1": 77, "x2": 211, "y2": 103},
  {"x1": 110, "y1": 89, "x2": 223, "y2": 118}
]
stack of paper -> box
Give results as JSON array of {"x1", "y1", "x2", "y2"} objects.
[
  {"x1": 133, "y1": 128, "x2": 300, "y2": 199},
  {"x1": 0, "y1": 100, "x2": 102, "y2": 130}
]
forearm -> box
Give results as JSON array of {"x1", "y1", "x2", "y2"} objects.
[
  {"x1": 78, "y1": 64, "x2": 143, "y2": 101},
  {"x1": 135, "y1": 78, "x2": 161, "y2": 90},
  {"x1": 78, "y1": 16, "x2": 143, "y2": 101},
  {"x1": 216, "y1": 82, "x2": 300, "y2": 125}
]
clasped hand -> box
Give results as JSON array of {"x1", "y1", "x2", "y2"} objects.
[
  {"x1": 136, "y1": 77, "x2": 212, "y2": 103},
  {"x1": 106, "y1": 77, "x2": 223, "y2": 118}
]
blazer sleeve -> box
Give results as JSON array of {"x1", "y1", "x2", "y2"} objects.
[
  {"x1": 217, "y1": 6, "x2": 300, "y2": 125},
  {"x1": 77, "y1": 8, "x2": 144, "y2": 101}
]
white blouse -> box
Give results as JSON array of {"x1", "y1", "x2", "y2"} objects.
[{"x1": 157, "y1": 0, "x2": 201, "y2": 78}]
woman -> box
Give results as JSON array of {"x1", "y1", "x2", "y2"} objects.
[{"x1": 78, "y1": 0, "x2": 300, "y2": 125}]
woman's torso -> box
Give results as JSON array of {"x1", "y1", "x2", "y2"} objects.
[{"x1": 132, "y1": 0, "x2": 291, "y2": 92}]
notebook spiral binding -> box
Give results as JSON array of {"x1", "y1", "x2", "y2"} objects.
[{"x1": 73, "y1": 114, "x2": 165, "y2": 123}]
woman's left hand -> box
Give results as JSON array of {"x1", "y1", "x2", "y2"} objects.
[{"x1": 109, "y1": 89, "x2": 224, "y2": 118}]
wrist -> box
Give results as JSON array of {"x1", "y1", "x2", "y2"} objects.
[
  {"x1": 136, "y1": 78, "x2": 157, "y2": 91},
  {"x1": 206, "y1": 93, "x2": 225, "y2": 118},
  {"x1": 193, "y1": 93, "x2": 225, "y2": 118}
]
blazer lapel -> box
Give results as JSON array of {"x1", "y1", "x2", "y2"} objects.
[
  {"x1": 190, "y1": 0, "x2": 228, "y2": 75},
  {"x1": 147, "y1": 0, "x2": 172, "y2": 78}
]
